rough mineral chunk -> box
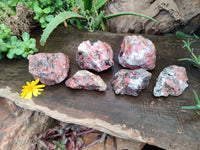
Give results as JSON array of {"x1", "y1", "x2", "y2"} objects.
[
  {"x1": 112, "y1": 69, "x2": 152, "y2": 96},
  {"x1": 65, "y1": 70, "x2": 107, "y2": 91},
  {"x1": 76, "y1": 40, "x2": 114, "y2": 72},
  {"x1": 28, "y1": 53, "x2": 70, "y2": 85},
  {"x1": 118, "y1": 35, "x2": 156, "y2": 70},
  {"x1": 153, "y1": 65, "x2": 188, "y2": 97}
]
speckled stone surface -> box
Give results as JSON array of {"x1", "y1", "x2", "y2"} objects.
[
  {"x1": 153, "y1": 65, "x2": 188, "y2": 97},
  {"x1": 65, "y1": 70, "x2": 107, "y2": 91},
  {"x1": 112, "y1": 69, "x2": 152, "y2": 96},
  {"x1": 76, "y1": 40, "x2": 114, "y2": 72},
  {"x1": 118, "y1": 35, "x2": 156, "y2": 70},
  {"x1": 28, "y1": 53, "x2": 70, "y2": 85}
]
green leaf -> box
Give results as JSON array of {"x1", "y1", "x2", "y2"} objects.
[
  {"x1": 104, "y1": 12, "x2": 157, "y2": 23},
  {"x1": 39, "y1": 17, "x2": 46, "y2": 23},
  {"x1": 193, "y1": 34, "x2": 199, "y2": 39},
  {"x1": 22, "y1": 53, "x2": 27, "y2": 58},
  {"x1": 53, "y1": 141, "x2": 60, "y2": 146},
  {"x1": 94, "y1": 10, "x2": 105, "y2": 29},
  {"x1": 14, "y1": 48, "x2": 23, "y2": 55},
  {"x1": 10, "y1": 36, "x2": 18, "y2": 45},
  {"x1": 22, "y1": 32, "x2": 30, "y2": 42},
  {"x1": 29, "y1": 38, "x2": 36, "y2": 44},
  {"x1": 181, "y1": 105, "x2": 200, "y2": 110},
  {"x1": 196, "y1": 112, "x2": 200, "y2": 115},
  {"x1": 0, "y1": 24, "x2": 7, "y2": 30},
  {"x1": 193, "y1": 91, "x2": 200, "y2": 105},
  {"x1": 45, "y1": 15, "x2": 54, "y2": 22},
  {"x1": 90, "y1": 0, "x2": 108, "y2": 13},
  {"x1": 193, "y1": 64, "x2": 200, "y2": 68},
  {"x1": 176, "y1": 31, "x2": 193, "y2": 38},
  {"x1": 34, "y1": 6, "x2": 42, "y2": 14},
  {"x1": 178, "y1": 58, "x2": 198, "y2": 64},
  {"x1": 33, "y1": 0, "x2": 39, "y2": 8},
  {"x1": 33, "y1": 15, "x2": 39, "y2": 20},
  {"x1": 29, "y1": 43, "x2": 36, "y2": 49},
  {"x1": 7, "y1": 49, "x2": 15, "y2": 59},
  {"x1": 8, "y1": 0, "x2": 18, "y2": 7},
  {"x1": 83, "y1": 0, "x2": 92, "y2": 10},
  {"x1": 50, "y1": 6, "x2": 55, "y2": 12},
  {"x1": 0, "y1": 44, "x2": 9, "y2": 52},
  {"x1": 40, "y1": 11, "x2": 85, "y2": 45},
  {"x1": 56, "y1": 0, "x2": 63, "y2": 7},
  {"x1": 75, "y1": 19, "x2": 83, "y2": 29},
  {"x1": 41, "y1": 22, "x2": 47, "y2": 28},
  {"x1": 43, "y1": 7, "x2": 51, "y2": 14}
]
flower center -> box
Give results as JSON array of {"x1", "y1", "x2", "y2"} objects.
[{"x1": 28, "y1": 85, "x2": 35, "y2": 91}]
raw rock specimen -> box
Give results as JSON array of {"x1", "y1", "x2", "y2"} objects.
[
  {"x1": 112, "y1": 69, "x2": 152, "y2": 96},
  {"x1": 76, "y1": 40, "x2": 114, "y2": 72},
  {"x1": 65, "y1": 70, "x2": 107, "y2": 91},
  {"x1": 153, "y1": 65, "x2": 188, "y2": 97},
  {"x1": 118, "y1": 35, "x2": 156, "y2": 70},
  {"x1": 28, "y1": 53, "x2": 70, "y2": 85}
]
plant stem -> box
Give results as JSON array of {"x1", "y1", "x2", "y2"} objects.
[
  {"x1": 77, "y1": 129, "x2": 96, "y2": 136},
  {"x1": 92, "y1": 0, "x2": 106, "y2": 31},
  {"x1": 45, "y1": 133, "x2": 61, "y2": 139},
  {"x1": 187, "y1": 45, "x2": 199, "y2": 63},
  {"x1": 181, "y1": 105, "x2": 200, "y2": 109}
]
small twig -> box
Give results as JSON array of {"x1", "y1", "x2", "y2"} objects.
[
  {"x1": 63, "y1": 20, "x2": 68, "y2": 27},
  {"x1": 77, "y1": 129, "x2": 96, "y2": 136},
  {"x1": 45, "y1": 133, "x2": 61, "y2": 140},
  {"x1": 69, "y1": 137, "x2": 75, "y2": 150}
]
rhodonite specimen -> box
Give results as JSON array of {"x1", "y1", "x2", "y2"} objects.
[
  {"x1": 76, "y1": 40, "x2": 114, "y2": 72},
  {"x1": 153, "y1": 65, "x2": 188, "y2": 97},
  {"x1": 65, "y1": 70, "x2": 107, "y2": 91},
  {"x1": 112, "y1": 69, "x2": 152, "y2": 96},
  {"x1": 28, "y1": 53, "x2": 70, "y2": 85},
  {"x1": 118, "y1": 35, "x2": 156, "y2": 70}
]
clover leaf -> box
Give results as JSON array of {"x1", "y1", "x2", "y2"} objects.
[{"x1": 22, "y1": 32, "x2": 30, "y2": 42}]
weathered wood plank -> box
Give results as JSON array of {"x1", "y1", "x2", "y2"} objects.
[{"x1": 0, "y1": 27, "x2": 200, "y2": 150}]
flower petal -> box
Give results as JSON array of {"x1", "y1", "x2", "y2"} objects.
[
  {"x1": 35, "y1": 85, "x2": 45, "y2": 89},
  {"x1": 33, "y1": 90, "x2": 39, "y2": 97},
  {"x1": 32, "y1": 79, "x2": 40, "y2": 86},
  {"x1": 24, "y1": 92, "x2": 32, "y2": 100},
  {"x1": 37, "y1": 89, "x2": 44, "y2": 91},
  {"x1": 26, "y1": 82, "x2": 31, "y2": 86},
  {"x1": 21, "y1": 92, "x2": 26, "y2": 98}
]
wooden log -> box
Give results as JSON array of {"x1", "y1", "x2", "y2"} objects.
[{"x1": 0, "y1": 27, "x2": 200, "y2": 149}]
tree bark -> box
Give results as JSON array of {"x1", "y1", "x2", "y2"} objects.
[{"x1": 106, "y1": 0, "x2": 200, "y2": 34}]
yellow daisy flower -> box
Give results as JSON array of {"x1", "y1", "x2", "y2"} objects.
[{"x1": 21, "y1": 79, "x2": 45, "y2": 100}]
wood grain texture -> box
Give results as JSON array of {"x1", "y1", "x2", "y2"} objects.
[{"x1": 0, "y1": 27, "x2": 200, "y2": 150}]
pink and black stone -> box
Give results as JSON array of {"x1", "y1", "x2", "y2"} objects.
[
  {"x1": 118, "y1": 35, "x2": 156, "y2": 70},
  {"x1": 28, "y1": 53, "x2": 70, "y2": 85},
  {"x1": 153, "y1": 65, "x2": 188, "y2": 97},
  {"x1": 112, "y1": 69, "x2": 152, "y2": 96},
  {"x1": 76, "y1": 40, "x2": 114, "y2": 72},
  {"x1": 65, "y1": 70, "x2": 107, "y2": 91}
]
